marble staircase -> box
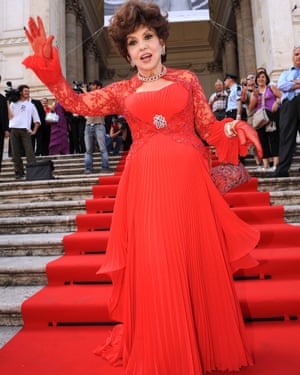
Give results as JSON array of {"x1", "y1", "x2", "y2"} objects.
[{"x1": 0, "y1": 145, "x2": 299, "y2": 347}]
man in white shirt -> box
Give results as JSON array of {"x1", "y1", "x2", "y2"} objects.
[{"x1": 8, "y1": 84, "x2": 40, "y2": 179}]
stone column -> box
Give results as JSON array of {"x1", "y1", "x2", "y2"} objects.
[
  {"x1": 234, "y1": 3, "x2": 245, "y2": 79},
  {"x1": 239, "y1": 0, "x2": 256, "y2": 75},
  {"x1": 65, "y1": 0, "x2": 77, "y2": 83},
  {"x1": 85, "y1": 41, "x2": 98, "y2": 82},
  {"x1": 222, "y1": 33, "x2": 238, "y2": 75},
  {"x1": 76, "y1": 17, "x2": 84, "y2": 82}
]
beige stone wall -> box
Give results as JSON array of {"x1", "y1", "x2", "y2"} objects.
[
  {"x1": 0, "y1": 0, "x2": 64, "y2": 100},
  {"x1": 251, "y1": 0, "x2": 300, "y2": 82}
]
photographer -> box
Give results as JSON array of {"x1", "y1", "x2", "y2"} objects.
[
  {"x1": 67, "y1": 81, "x2": 86, "y2": 154},
  {"x1": 208, "y1": 79, "x2": 228, "y2": 120},
  {"x1": 0, "y1": 76, "x2": 9, "y2": 173},
  {"x1": 8, "y1": 84, "x2": 40, "y2": 179}
]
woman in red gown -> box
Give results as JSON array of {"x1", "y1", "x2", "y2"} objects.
[{"x1": 23, "y1": 1, "x2": 262, "y2": 374}]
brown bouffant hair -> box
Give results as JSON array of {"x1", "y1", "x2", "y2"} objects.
[
  {"x1": 108, "y1": 0, "x2": 169, "y2": 62},
  {"x1": 255, "y1": 70, "x2": 270, "y2": 86}
]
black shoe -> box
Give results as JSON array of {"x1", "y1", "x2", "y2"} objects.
[{"x1": 270, "y1": 172, "x2": 289, "y2": 178}]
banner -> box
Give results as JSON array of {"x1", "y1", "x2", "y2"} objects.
[{"x1": 104, "y1": 0, "x2": 209, "y2": 26}]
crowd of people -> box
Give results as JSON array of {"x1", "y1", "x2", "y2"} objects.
[
  {"x1": 2, "y1": 48, "x2": 300, "y2": 180},
  {"x1": 0, "y1": 78, "x2": 132, "y2": 179},
  {"x1": 209, "y1": 49, "x2": 300, "y2": 177}
]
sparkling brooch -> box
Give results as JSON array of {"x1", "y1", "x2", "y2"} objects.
[{"x1": 153, "y1": 114, "x2": 167, "y2": 129}]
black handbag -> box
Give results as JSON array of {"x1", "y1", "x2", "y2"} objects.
[{"x1": 26, "y1": 160, "x2": 54, "y2": 181}]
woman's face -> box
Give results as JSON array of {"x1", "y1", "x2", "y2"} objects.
[
  {"x1": 257, "y1": 73, "x2": 267, "y2": 87},
  {"x1": 126, "y1": 25, "x2": 164, "y2": 76}
]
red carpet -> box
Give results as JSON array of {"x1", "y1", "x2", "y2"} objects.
[{"x1": 1, "y1": 155, "x2": 300, "y2": 374}]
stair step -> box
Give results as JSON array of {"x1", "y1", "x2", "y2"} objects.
[
  {"x1": 0, "y1": 256, "x2": 58, "y2": 286},
  {"x1": 234, "y1": 247, "x2": 300, "y2": 280},
  {"x1": 46, "y1": 254, "x2": 108, "y2": 284},
  {"x1": 236, "y1": 279, "x2": 300, "y2": 321},
  {"x1": 270, "y1": 190, "x2": 300, "y2": 205},
  {"x1": 0, "y1": 186, "x2": 93, "y2": 203},
  {"x1": 255, "y1": 223, "x2": 300, "y2": 248},
  {"x1": 21, "y1": 284, "x2": 112, "y2": 328},
  {"x1": 0, "y1": 233, "x2": 66, "y2": 257},
  {"x1": 0, "y1": 215, "x2": 77, "y2": 234},
  {"x1": 0, "y1": 285, "x2": 42, "y2": 326},
  {"x1": 0, "y1": 326, "x2": 21, "y2": 348},
  {"x1": 257, "y1": 176, "x2": 300, "y2": 192},
  {"x1": 63, "y1": 231, "x2": 109, "y2": 254},
  {"x1": 8, "y1": 278, "x2": 300, "y2": 328},
  {"x1": 0, "y1": 200, "x2": 86, "y2": 217}
]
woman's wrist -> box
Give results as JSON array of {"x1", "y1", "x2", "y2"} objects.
[{"x1": 224, "y1": 121, "x2": 238, "y2": 138}]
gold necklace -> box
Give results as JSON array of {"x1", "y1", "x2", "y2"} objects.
[{"x1": 137, "y1": 66, "x2": 167, "y2": 82}]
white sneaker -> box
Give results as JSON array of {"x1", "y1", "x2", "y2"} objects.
[{"x1": 256, "y1": 166, "x2": 268, "y2": 171}]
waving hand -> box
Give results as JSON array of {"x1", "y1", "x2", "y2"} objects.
[
  {"x1": 23, "y1": 16, "x2": 63, "y2": 86},
  {"x1": 24, "y1": 16, "x2": 54, "y2": 61}
]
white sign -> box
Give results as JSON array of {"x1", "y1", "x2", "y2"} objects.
[{"x1": 104, "y1": 0, "x2": 209, "y2": 27}]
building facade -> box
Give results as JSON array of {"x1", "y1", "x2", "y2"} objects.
[{"x1": 1, "y1": 0, "x2": 300, "y2": 100}]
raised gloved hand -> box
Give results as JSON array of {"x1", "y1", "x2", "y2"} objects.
[
  {"x1": 22, "y1": 16, "x2": 63, "y2": 86},
  {"x1": 225, "y1": 120, "x2": 263, "y2": 159}
]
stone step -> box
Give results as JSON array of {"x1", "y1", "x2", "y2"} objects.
[
  {"x1": 0, "y1": 233, "x2": 67, "y2": 257},
  {"x1": 0, "y1": 326, "x2": 21, "y2": 348},
  {"x1": 0, "y1": 154, "x2": 122, "y2": 182},
  {"x1": 0, "y1": 200, "x2": 87, "y2": 217},
  {"x1": 0, "y1": 285, "x2": 42, "y2": 326},
  {"x1": 2, "y1": 178, "x2": 300, "y2": 204},
  {"x1": 0, "y1": 192, "x2": 299, "y2": 218},
  {"x1": 283, "y1": 205, "x2": 300, "y2": 223},
  {"x1": 257, "y1": 176, "x2": 300, "y2": 192},
  {"x1": 0, "y1": 215, "x2": 77, "y2": 234},
  {"x1": 0, "y1": 185, "x2": 93, "y2": 203},
  {"x1": 0, "y1": 256, "x2": 58, "y2": 286},
  {"x1": 270, "y1": 191, "x2": 300, "y2": 206},
  {"x1": 0, "y1": 166, "x2": 117, "y2": 180},
  {"x1": 248, "y1": 167, "x2": 300, "y2": 178},
  {"x1": 0, "y1": 204, "x2": 300, "y2": 237},
  {"x1": 0, "y1": 176, "x2": 99, "y2": 191}
]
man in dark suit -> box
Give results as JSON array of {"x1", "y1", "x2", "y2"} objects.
[
  {"x1": 0, "y1": 75, "x2": 9, "y2": 173},
  {"x1": 31, "y1": 98, "x2": 50, "y2": 155}
]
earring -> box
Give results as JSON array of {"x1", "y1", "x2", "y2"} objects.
[{"x1": 161, "y1": 46, "x2": 166, "y2": 56}]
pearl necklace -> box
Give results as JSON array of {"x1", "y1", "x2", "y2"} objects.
[{"x1": 137, "y1": 66, "x2": 167, "y2": 82}]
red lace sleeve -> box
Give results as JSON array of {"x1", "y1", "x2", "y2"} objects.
[
  {"x1": 22, "y1": 47, "x2": 125, "y2": 116},
  {"x1": 189, "y1": 72, "x2": 241, "y2": 165}
]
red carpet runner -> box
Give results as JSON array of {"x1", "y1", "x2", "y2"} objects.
[{"x1": 1, "y1": 155, "x2": 300, "y2": 374}]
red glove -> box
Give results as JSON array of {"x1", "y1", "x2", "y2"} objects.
[
  {"x1": 23, "y1": 17, "x2": 63, "y2": 86},
  {"x1": 233, "y1": 121, "x2": 263, "y2": 159}
]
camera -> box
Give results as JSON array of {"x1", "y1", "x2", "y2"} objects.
[
  {"x1": 72, "y1": 80, "x2": 84, "y2": 93},
  {"x1": 5, "y1": 81, "x2": 20, "y2": 102},
  {"x1": 216, "y1": 93, "x2": 221, "y2": 98}
]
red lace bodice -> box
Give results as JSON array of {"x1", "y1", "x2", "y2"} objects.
[{"x1": 22, "y1": 54, "x2": 241, "y2": 164}]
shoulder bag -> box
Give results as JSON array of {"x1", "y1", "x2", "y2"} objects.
[
  {"x1": 45, "y1": 111, "x2": 59, "y2": 123},
  {"x1": 253, "y1": 89, "x2": 269, "y2": 129}
]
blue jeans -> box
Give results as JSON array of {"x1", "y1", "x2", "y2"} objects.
[{"x1": 84, "y1": 124, "x2": 109, "y2": 171}]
